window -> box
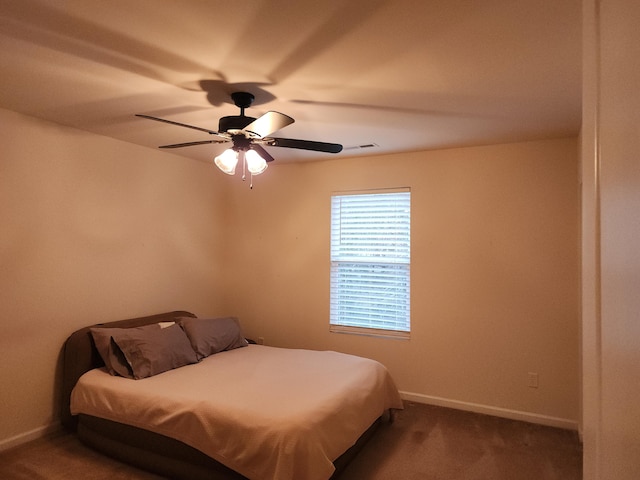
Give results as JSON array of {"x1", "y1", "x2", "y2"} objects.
[{"x1": 330, "y1": 189, "x2": 411, "y2": 338}]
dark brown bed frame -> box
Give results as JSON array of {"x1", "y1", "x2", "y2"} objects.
[{"x1": 61, "y1": 311, "x2": 381, "y2": 480}]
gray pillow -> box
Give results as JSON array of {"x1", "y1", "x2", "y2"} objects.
[
  {"x1": 112, "y1": 323, "x2": 199, "y2": 379},
  {"x1": 90, "y1": 325, "x2": 162, "y2": 378},
  {"x1": 178, "y1": 316, "x2": 248, "y2": 360}
]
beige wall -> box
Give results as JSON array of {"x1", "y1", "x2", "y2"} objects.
[
  {"x1": 0, "y1": 108, "x2": 227, "y2": 447},
  {"x1": 0, "y1": 106, "x2": 581, "y2": 447},
  {"x1": 582, "y1": 0, "x2": 640, "y2": 478},
  {"x1": 221, "y1": 138, "x2": 580, "y2": 426}
]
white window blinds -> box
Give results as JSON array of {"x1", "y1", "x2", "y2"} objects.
[{"x1": 330, "y1": 190, "x2": 411, "y2": 337}]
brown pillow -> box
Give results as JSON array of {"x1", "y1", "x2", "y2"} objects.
[
  {"x1": 178, "y1": 317, "x2": 248, "y2": 360},
  {"x1": 90, "y1": 325, "x2": 162, "y2": 378},
  {"x1": 112, "y1": 324, "x2": 199, "y2": 379}
]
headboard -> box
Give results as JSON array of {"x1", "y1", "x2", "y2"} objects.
[{"x1": 61, "y1": 310, "x2": 197, "y2": 431}]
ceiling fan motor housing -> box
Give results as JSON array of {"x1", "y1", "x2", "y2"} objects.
[{"x1": 218, "y1": 115, "x2": 256, "y2": 134}]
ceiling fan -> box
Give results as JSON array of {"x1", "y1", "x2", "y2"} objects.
[{"x1": 136, "y1": 91, "x2": 343, "y2": 181}]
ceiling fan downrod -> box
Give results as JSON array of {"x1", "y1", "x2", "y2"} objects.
[{"x1": 230, "y1": 91, "x2": 255, "y2": 116}]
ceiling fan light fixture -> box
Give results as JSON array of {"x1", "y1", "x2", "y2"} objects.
[
  {"x1": 245, "y1": 149, "x2": 268, "y2": 175},
  {"x1": 214, "y1": 148, "x2": 238, "y2": 175}
]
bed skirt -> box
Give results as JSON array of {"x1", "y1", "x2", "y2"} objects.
[{"x1": 77, "y1": 414, "x2": 382, "y2": 480}]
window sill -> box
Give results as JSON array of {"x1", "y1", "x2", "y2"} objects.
[{"x1": 329, "y1": 325, "x2": 410, "y2": 340}]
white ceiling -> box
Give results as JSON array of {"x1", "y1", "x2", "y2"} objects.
[{"x1": 0, "y1": 0, "x2": 581, "y2": 164}]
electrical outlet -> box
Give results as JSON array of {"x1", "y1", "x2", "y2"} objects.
[
  {"x1": 257, "y1": 337, "x2": 265, "y2": 345},
  {"x1": 528, "y1": 372, "x2": 539, "y2": 388}
]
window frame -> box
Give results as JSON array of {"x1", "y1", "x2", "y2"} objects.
[{"x1": 329, "y1": 188, "x2": 411, "y2": 340}]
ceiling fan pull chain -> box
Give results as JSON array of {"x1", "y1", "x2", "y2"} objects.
[
  {"x1": 241, "y1": 152, "x2": 247, "y2": 182},
  {"x1": 250, "y1": 173, "x2": 254, "y2": 189}
]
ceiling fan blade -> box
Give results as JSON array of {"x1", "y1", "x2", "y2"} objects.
[
  {"x1": 159, "y1": 140, "x2": 229, "y2": 149},
  {"x1": 136, "y1": 114, "x2": 225, "y2": 137},
  {"x1": 251, "y1": 144, "x2": 275, "y2": 162},
  {"x1": 242, "y1": 111, "x2": 294, "y2": 138},
  {"x1": 268, "y1": 137, "x2": 343, "y2": 153}
]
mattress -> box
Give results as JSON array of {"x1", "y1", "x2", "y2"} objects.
[{"x1": 71, "y1": 344, "x2": 403, "y2": 480}]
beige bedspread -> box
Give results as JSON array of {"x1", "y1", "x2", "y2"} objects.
[{"x1": 71, "y1": 345, "x2": 403, "y2": 480}]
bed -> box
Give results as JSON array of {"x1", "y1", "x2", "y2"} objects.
[{"x1": 61, "y1": 311, "x2": 403, "y2": 480}]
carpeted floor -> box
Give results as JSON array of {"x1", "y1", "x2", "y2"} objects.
[
  {"x1": 340, "y1": 403, "x2": 582, "y2": 480},
  {"x1": 0, "y1": 402, "x2": 582, "y2": 480}
]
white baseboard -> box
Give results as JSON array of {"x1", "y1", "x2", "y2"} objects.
[
  {"x1": 400, "y1": 391, "x2": 579, "y2": 431},
  {"x1": 0, "y1": 422, "x2": 61, "y2": 452}
]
